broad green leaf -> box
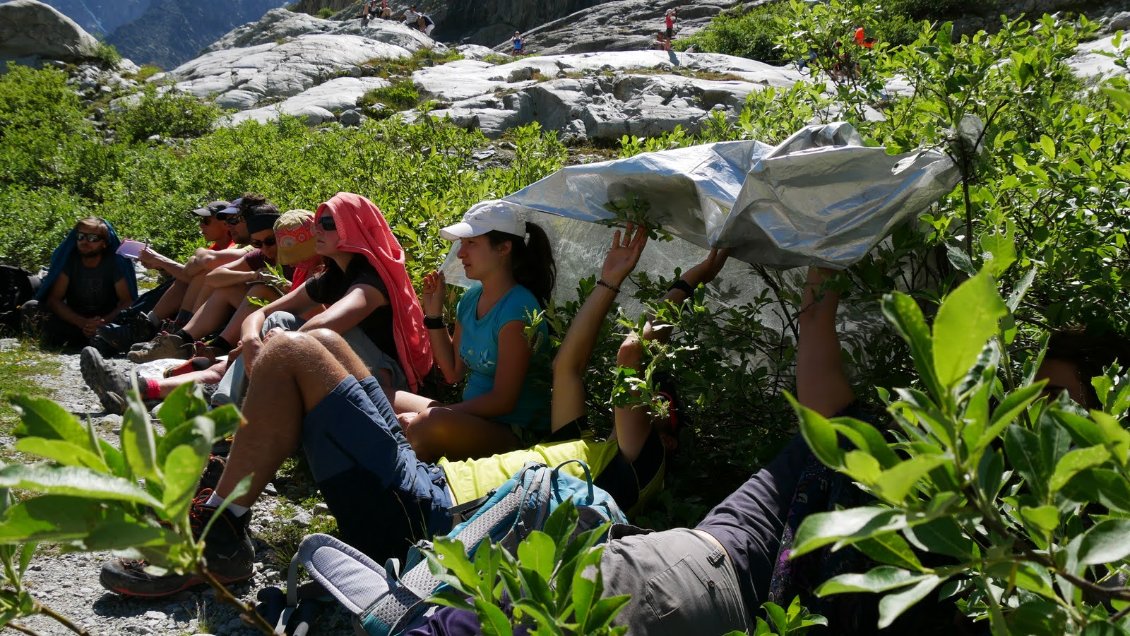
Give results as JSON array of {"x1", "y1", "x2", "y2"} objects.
[
  {"x1": 572, "y1": 547, "x2": 603, "y2": 628},
  {"x1": 1092, "y1": 411, "x2": 1130, "y2": 463},
  {"x1": 1037, "y1": 134, "x2": 1056, "y2": 159},
  {"x1": 155, "y1": 383, "x2": 209, "y2": 429},
  {"x1": 83, "y1": 521, "x2": 171, "y2": 552},
  {"x1": 1061, "y1": 468, "x2": 1130, "y2": 512},
  {"x1": 877, "y1": 574, "x2": 943, "y2": 629},
  {"x1": 516, "y1": 565, "x2": 554, "y2": 609},
  {"x1": 120, "y1": 394, "x2": 160, "y2": 483},
  {"x1": 1019, "y1": 505, "x2": 1058, "y2": 534},
  {"x1": 1012, "y1": 562, "x2": 1058, "y2": 601},
  {"x1": 0, "y1": 496, "x2": 111, "y2": 543},
  {"x1": 1077, "y1": 519, "x2": 1130, "y2": 565},
  {"x1": 979, "y1": 226, "x2": 1016, "y2": 277},
  {"x1": 854, "y1": 533, "x2": 925, "y2": 572},
  {"x1": 792, "y1": 507, "x2": 907, "y2": 557},
  {"x1": 1003, "y1": 425, "x2": 1047, "y2": 500},
  {"x1": 843, "y1": 451, "x2": 881, "y2": 485},
  {"x1": 9, "y1": 395, "x2": 89, "y2": 447},
  {"x1": 473, "y1": 598, "x2": 513, "y2": 636},
  {"x1": 816, "y1": 566, "x2": 926, "y2": 596},
  {"x1": 1102, "y1": 87, "x2": 1130, "y2": 112},
  {"x1": 584, "y1": 595, "x2": 631, "y2": 631},
  {"x1": 1006, "y1": 600, "x2": 1068, "y2": 635},
  {"x1": 517, "y1": 531, "x2": 555, "y2": 582},
  {"x1": 977, "y1": 383, "x2": 1044, "y2": 452},
  {"x1": 1049, "y1": 445, "x2": 1110, "y2": 493},
  {"x1": 429, "y1": 539, "x2": 479, "y2": 589},
  {"x1": 831, "y1": 418, "x2": 900, "y2": 468},
  {"x1": 13, "y1": 438, "x2": 107, "y2": 471},
  {"x1": 932, "y1": 272, "x2": 1008, "y2": 389},
  {"x1": 788, "y1": 396, "x2": 843, "y2": 469},
  {"x1": 0, "y1": 464, "x2": 160, "y2": 508},
  {"x1": 206, "y1": 404, "x2": 244, "y2": 441},
  {"x1": 881, "y1": 292, "x2": 943, "y2": 399},
  {"x1": 162, "y1": 445, "x2": 209, "y2": 521},
  {"x1": 872, "y1": 455, "x2": 946, "y2": 505},
  {"x1": 904, "y1": 517, "x2": 975, "y2": 560}
]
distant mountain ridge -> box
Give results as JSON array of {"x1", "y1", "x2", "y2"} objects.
[{"x1": 39, "y1": 0, "x2": 289, "y2": 69}]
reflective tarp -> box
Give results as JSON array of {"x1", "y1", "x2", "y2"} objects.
[{"x1": 441, "y1": 121, "x2": 965, "y2": 306}]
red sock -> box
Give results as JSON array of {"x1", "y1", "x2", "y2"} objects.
[{"x1": 141, "y1": 378, "x2": 161, "y2": 401}]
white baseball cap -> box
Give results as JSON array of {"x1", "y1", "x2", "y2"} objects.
[{"x1": 440, "y1": 200, "x2": 526, "y2": 241}]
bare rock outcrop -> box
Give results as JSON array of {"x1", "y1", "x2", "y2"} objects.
[{"x1": 0, "y1": 0, "x2": 101, "y2": 63}]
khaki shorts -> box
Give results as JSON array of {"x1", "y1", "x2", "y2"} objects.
[{"x1": 600, "y1": 526, "x2": 750, "y2": 635}]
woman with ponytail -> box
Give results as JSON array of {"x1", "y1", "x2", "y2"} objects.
[{"x1": 395, "y1": 200, "x2": 555, "y2": 462}]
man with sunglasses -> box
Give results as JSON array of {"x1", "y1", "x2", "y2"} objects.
[
  {"x1": 129, "y1": 208, "x2": 289, "y2": 363},
  {"x1": 21, "y1": 218, "x2": 136, "y2": 348},
  {"x1": 140, "y1": 199, "x2": 252, "y2": 332}
]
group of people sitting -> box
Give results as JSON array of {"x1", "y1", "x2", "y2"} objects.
[{"x1": 19, "y1": 191, "x2": 1127, "y2": 633}]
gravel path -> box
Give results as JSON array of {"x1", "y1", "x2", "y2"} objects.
[{"x1": 4, "y1": 349, "x2": 357, "y2": 636}]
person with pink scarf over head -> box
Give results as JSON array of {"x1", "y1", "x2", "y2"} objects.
[{"x1": 232, "y1": 193, "x2": 432, "y2": 396}]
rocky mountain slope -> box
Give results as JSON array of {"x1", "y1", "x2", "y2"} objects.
[{"x1": 37, "y1": 0, "x2": 150, "y2": 36}]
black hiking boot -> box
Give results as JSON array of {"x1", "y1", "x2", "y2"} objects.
[
  {"x1": 99, "y1": 489, "x2": 254, "y2": 598},
  {"x1": 80, "y1": 346, "x2": 132, "y2": 415}
]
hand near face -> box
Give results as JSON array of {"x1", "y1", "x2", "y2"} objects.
[{"x1": 421, "y1": 270, "x2": 446, "y2": 316}]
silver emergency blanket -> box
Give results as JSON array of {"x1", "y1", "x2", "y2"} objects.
[{"x1": 441, "y1": 121, "x2": 965, "y2": 307}]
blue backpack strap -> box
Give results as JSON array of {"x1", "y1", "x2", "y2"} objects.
[{"x1": 363, "y1": 467, "x2": 539, "y2": 634}]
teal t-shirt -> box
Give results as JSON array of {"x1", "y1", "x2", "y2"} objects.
[{"x1": 456, "y1": 283, "x2": 550, "y2": 436}]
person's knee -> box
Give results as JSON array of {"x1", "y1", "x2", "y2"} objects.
[
  {"x1": 307, "y1": 328, "x2": 348, "y2": 351},
  {"x1": 617, "y1": 334, "x2": 644, "y2": 368},
  {"x1": 403, "y1": 408, "x2": 443, "y2": 458}
]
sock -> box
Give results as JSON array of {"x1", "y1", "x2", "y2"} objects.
[
  {"x1": 172, "y1": 329, "x2": 193, "y2": 345},
  {"x1": 173, "y1": 310, "x2": 193, "y2": 328},
  {"x1": 141, "y1": 377, "x2": 162, "y2": 401},
  {"x1": 147, "y1": 311, "x2": 161, "y2": 327},
  {"x1": 204, "y1": 491, "x2": 248, "y2": 517},
  {"x1": 207, "y1": 336, "x2": 233, "y2": 353}
]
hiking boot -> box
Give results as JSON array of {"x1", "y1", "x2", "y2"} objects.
[
  {"x1": 127, "y1": 333, "x2": 191, "y2": 363},
  {"x1": 99, "y1": 490, "x2": 254, "y2": 598},
  {"x1": 197, "y1": 454, "x2": 226, "y2": 493},
  {"x1": 80, "y1": 346, "x2": 131, "y2": 415}
]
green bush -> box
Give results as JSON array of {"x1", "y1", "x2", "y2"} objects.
[
  {"x1": 107, "y1": 85, "x2": 221, "y2": 143},
  {"x1": 92, "y1": 41, "x2": 122, "y2": 69},
  {"x1": 359, "y1": 79, "x2": 420, "y2": 113},
  {"x1": 675, "y1": 3, "x2": 790, "y2": 64},
  {"x1": 316, "y1": 6, "x2": 334, "y2": 19}
]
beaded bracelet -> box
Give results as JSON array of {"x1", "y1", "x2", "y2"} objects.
[{"x1": 596, "y1": 279, "x2": 621, "y2": 294}]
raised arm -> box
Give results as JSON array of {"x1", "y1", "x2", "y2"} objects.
[
  {"x1": 795, "y1": 267, "x2": 854, "y2": 417},
  {"x1": 551, "y1": 224, "x2": 649, "y2": 430},
  {"x1": 421, "y1": 270, "x2": 464, "y2": 384},
  {"x1": 614, "y1": 247, "x2": 729, "y2": 461}
]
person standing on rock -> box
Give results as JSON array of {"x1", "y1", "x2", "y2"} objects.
[
  {"x1": 380, "y1": 0, "x2": 391, "y2": 19},
  {"x1": 512, "y1": 31, "x2": 524, "y2": 55},
  {"x1": 665, "y1": 8, "x2": 678, "y2": 44}
]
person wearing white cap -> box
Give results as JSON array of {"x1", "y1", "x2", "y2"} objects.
[{"x1": 393, "y1": 200, "x2": 557, "y2": 462}]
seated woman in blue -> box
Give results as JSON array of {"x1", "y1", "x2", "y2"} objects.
[{"x1": 394, "y1": 200, "x2": 555, "y2": 463}]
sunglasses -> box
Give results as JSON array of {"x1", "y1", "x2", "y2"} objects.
[
  {"x1": 76, "y1": 232, "x2": 105, "y2": 243},
  {"x1": 250, "y1": 235, "x2": 277, "y2": 249},
  {"x1": 219, "y1": 213, "x2": 243, "y2": 226},
  {"x1": 198, "y1": 216, "x2": 214, "y2": 226},
  {"x1": 318, "y1": 216, "x2": 337, "y2": 231}
]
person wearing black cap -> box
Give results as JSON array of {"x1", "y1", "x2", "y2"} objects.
[
  {"x1": 129, "y1": 202, "x2": 284, "y2": 362},
  {"x1": 142, "y1": 199, "x2": 252, "y2": 331}
]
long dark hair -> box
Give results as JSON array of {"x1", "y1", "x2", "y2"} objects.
[{"x1": 487, "y1": 221, "x2": 555, "y2": 307}]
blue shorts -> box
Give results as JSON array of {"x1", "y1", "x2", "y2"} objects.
[{"x1": 302, "y1": 375, "x2": 453, "y2": 562}]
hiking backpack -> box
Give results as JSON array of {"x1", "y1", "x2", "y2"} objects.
[
  {"x1": 0, "y1": 265, "x2": 36, "y2": 333},
  {"x1": 289, "y1": 460, "x2": 628, "y2": 636}
]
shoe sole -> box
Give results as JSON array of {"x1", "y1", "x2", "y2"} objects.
[
  {"x1": 80, "y1": 348, "x2": 126, "y2": 415},
  {"x1": 100, "y1": 569, "x2": 253, "y2": 599}
]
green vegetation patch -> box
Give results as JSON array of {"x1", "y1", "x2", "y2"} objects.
[
  {"x1": 359, "y1": 79, "x2": 420, "y2": 114},
  {"x1": 0, "y1": 342, "x2": 59, "y2": 432}
]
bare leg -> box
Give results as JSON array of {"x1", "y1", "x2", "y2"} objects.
[
  {"x1": 796, "y1": 268, "x2": 853, "y2": 417},
  {"x1": 214, "y1": 332, "x2": 349, "y2": 507},
  {"x1": 217, "y1": 284, "x2": 280, "y2": 345},
  {"x1": 182, "y1": 285, "x2": 245, "y2": 339},
  {"x1": 151, "y1": 279, "x2": 188, "y2": 321},
  {"x1": 392, "y1": 390, "x2": 439, "y2": 414},
  {"x1": 153, "y1": 361, "x2": 228, "y2": 398},
  {"x1": 179, "y1": 273, "x2": 210, "y2": 314},
  {"x1": 402, "y1": 408, "x2": 519, "y2": 463}
]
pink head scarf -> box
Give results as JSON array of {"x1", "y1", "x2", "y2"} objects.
[{"x1": 316, "y1": 193, "x2": 433, "y2": 391}]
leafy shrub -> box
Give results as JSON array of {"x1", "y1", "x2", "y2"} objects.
[
  {"x1": 107, "y1": 85, "x2": 221, "y2": 143},
  {"x1": 675, "y1": 3, "x2": 790, "y2": 64},
  {"x1": 92, "y1": 41, "x2": 122, "y2": 69},
  {"x1": 359, "y1": 79, "x2": 420, "y2": 112},
  {"x1": 316, "y1": 7, "x2": 334, "y2": 19}
]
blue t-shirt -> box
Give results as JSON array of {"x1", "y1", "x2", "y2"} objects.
[{"x1": 456, "y1": 283, "x2": 550, "y2": 435}]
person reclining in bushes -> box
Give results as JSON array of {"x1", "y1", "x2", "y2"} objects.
[
  {"x1": 128, "y1": 202, "x2": 286, "y2": 363},
  {"x1": 98, "y1": 224, "x2": 729, "y2": 598},
  {"x1": 21, "y1": 217, "x2": 136, "y2": 349},
  {"x1": 401, "y1": 267, "x2": 1130, "y2": 636}
]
